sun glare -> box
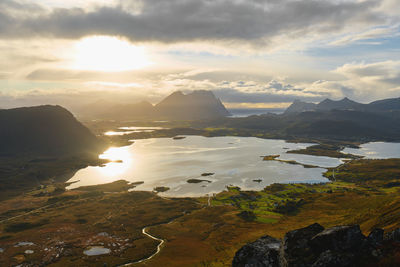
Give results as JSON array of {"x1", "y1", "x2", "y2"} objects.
[
  {"x1": 98, "y1": 146, "x2": 133, "y2": 176},
  {"x1": 72, "y1": 36, "x2": 152, "y2": 72}
]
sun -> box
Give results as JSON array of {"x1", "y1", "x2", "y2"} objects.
[{"x1": 72, "y1": 36, "x2": 152, "y2": 72}]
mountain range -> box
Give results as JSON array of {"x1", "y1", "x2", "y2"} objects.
[
  {"x1": 285, "y1": 97, "x2": 400, "y2": 114},
  {"x1": 75, "y1": 90, "x2": 230, "y2": 120}
]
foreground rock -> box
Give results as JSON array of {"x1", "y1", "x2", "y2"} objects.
[
  {"x1": 233, "y1": 236, "x2": 280, "y2": 267},
  {"x1": 280, "y1": 223, "x2": 324, "y2": 266},
  {"x1": 233, "y1": 223, "x2": 400, "y2": 267}
]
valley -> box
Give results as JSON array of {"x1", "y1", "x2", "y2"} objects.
[
  {"x1": 1, "y1": 158, "x2": 400, "y2": 266},
  {"x1": 1, "y1": 94, "x2": 400, "y2": 266}
]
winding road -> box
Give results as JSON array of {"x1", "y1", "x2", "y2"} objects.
[
  {"x1": 117, "y1": 214, "x2": 183, "y2": 266},
  {"x1": 137, "y1": 226, "x2": 165, "y2": 263}
]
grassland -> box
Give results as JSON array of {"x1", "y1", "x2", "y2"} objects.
[
  {"x1": 1, "y1": 119, "x2": 400, "y2": 266},
  {"x1": 0, "y1": 181, "x2": 199, "y2": 266},
  {"x1": 1, "y1": 159, "x2": 400, "y2": 266},
  {"x1": 324, "y1": 158, "x2": 400, "y2": 185},
  {"x1": 287, "y1": 143, "x2": 362, "y2": 158},
  {"x1": 262, "y1": 155, "x2": 319, "y2": 168},
  {"x1": 0, "y1": 153, "x2": 113, "y2": 201},
  {"x1": 148, "y1": 175, "x2": 400, "y2": 266}
]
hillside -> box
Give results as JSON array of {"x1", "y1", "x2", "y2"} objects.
[
  {"x1": 0, "y1": 105, "x2": 104, "y2": 156},
  {"x1": 181, "y1": 109, "x2": 400, "y2": 142}
]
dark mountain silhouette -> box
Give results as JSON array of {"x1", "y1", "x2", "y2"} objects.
[
  {"x1": 203, "y1": 108, "x2": 400, "y2": 141},
  {"x1": 369, "y1": 97, "x2": 400, "y2": 111},
  {"x1": 316, "y1": 97, "x2": 364, "y2": 111},
  {"x1": 0, "y1": 105, "x2": 104, "y2": 156},
  {"x1": 76, "y1": 90, "x2": 230, "y2": 120},
  {"x1": 285, "y1": 96, "x2": 400, "y2": 114},
  {"x1": 284, "y1": 99, "x2": 317, "y2": 113},
  {"x1": 154, "y1": 90, "x2": 230, "y2": 120}
]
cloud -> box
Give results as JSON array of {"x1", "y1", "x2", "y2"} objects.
[
  {"x1": 0, "y1": 0, "x2": 390, "y2": 49},
  {"x1": 329, "y1": 26, "x2": 399, "y2": 46},
  {"x1": 3, "y1": 59, "x2": 400, "y2": 109},
  {"x1": 334, "y1": 60, "x2": 400, "y2": 100},
  {"x1": 337, "y1": 60, "x2": 400, "y2": 83}
]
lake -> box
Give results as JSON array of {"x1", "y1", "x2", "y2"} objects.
[
  {"x1": 66, "y1": 136, "x2": 400, "y2": 197},
  {"x1": 67, "y1": 136, "x2": 345, "y2": 197},
  {"x1": 343, "y1": 142, "x2": 400, "y2": 159}
]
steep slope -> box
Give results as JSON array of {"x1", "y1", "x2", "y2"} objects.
[
  {"x1": 0, "y1": 105, "x2": 104, "y2": 156},
  {"x1": 154, "y1": 90, "x2": 231, "y2": 120}
]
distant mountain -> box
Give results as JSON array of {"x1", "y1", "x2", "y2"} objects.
[
  {"x1": 100, "y1": 101, "x2": 155, "y2": 120},
  {"x1": 76, "y1": 90, "x2": 230, "y2": 121},
  {"x1": 74, "y1": 99, "x2": 117, "y2": 119},
  {"x1": 369, "y1": 97, "x2": 400, "y2": 111},
  {"x1": 0, "y1": 105, "x2": 104, "y2": 156},
  {"x1": 284, "y1": 99, "x2": 317, "y2": 113},
  {"x1": 154, "y1": 90, "x2": 231, "y2": 120},
  {"x1": 285, "y1": 96, "x2": 400, "y2": 114},
  {"x1": 316, "y1": 97, "x2": 364, "y2": 111},
  {"x1": 206, "y1": 108, "x2": 400, "y2": 141}
]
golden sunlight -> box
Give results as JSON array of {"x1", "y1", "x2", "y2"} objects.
[
  {"x1": 72, "y1": 36, "x2": 152, "y2": 72},
  {"x1": 98, "y1": 146, "x2": 133, "y2": 176}
]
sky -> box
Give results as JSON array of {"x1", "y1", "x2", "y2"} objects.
[{"x1": 0, "y1": 0, "x2": 399, "y2": 109}]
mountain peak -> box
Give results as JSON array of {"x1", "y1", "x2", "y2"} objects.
[
  {"x1": 155, "y1": 90, "x2": 230, "y2": 120},
  {"x1": 285, "y1": 100, "x2": 317, "y2": 114},
  {"x1": 171, "y1": 91, "x2": 184, "y2": 95},
  {"x1": 319, "y1": 98, "x2": 334, "y2": 104},
  {"x1": 339, "y1": 97, "x2": 356, "y2": 103}
]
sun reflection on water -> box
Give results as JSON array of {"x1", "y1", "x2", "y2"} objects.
[{"x1": 97, "y1": 147, "x2": 134, "y2": 177}]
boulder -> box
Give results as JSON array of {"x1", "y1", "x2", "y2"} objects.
[
  {"x1": 280, "y1": 223, "x2": 324, "y2": 267},
  {"x1": 232, "y1": 235, "x2": 281, "y2": 267},
  {"x1": 367, "y1": 228, "x2": 384, "y2": 245},
  {"x1": 384, "y1": 228, "x2": 400, "y2": 242},
  {"x1": 311, "y1": 250, "x2": 355, "y2": 267},
  {"x1": 233, "y1": 224, "x2": 397, "y2": 267},
  {"x1": 310, "y1": 225, "x2": 365, "y2": 254}
]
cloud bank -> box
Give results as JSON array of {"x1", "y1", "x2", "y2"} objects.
[{"x1": 0, "y1": 0, "x2": 393, "y2": 48}]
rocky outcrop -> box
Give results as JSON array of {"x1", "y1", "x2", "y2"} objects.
[
  {"x1": 384, "y1": 228, "x2": 400, "y2": 242},
  {"x1": 233, "y1": 224, "x2": 400, "y2": 267},
  {"x1": 232, "y1": 236, "x2": 280, "y2": 267},
  {"x1": 280, "y1": 223, "x2": 325, "y2": 267}
]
